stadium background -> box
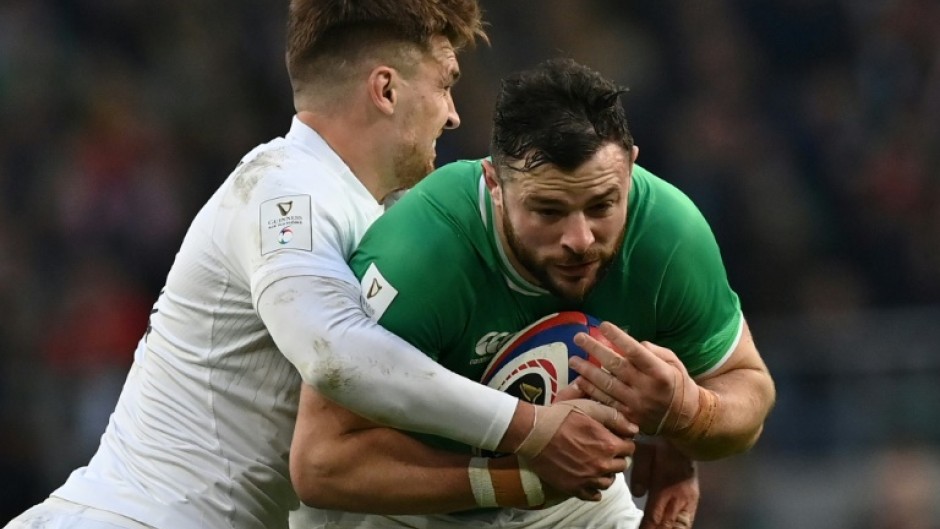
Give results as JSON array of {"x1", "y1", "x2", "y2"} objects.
[{"x1": 1, "y1": 1, "x2": 938, "y2": 527}]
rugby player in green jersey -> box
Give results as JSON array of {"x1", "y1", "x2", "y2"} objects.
[{"x1": 289, "y1": 58, "x2": 775, "y2": 529}]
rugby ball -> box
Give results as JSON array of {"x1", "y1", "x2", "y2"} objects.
[{"x1": 479, "y1": 311, "x2": 610, "y2": 406}]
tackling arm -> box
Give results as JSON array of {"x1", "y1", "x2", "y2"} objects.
[
  {"x1": 290, "y1": 384, "x2": 633, "y2": 512},
  {"x1": 258, "y1": 274, "x2": 519, "y2": 451},
  {"x1": 290, "y1": 384, "x2": 478, "y2": 514}
]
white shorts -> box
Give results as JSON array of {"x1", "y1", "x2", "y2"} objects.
[
  {"x1": 290, "y1": 473, "x2": 642, "y2": 529},
  {"x1": 4, "y1": 497, "x2": 155, "y2": 529}
]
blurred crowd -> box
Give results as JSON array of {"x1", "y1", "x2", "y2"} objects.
[{"x1": 1, "y1": 0, "x2": 938, "y2": 527}]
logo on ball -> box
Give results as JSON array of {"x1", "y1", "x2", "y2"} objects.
[
  {"x1": 476, "y1": 311, "x2": 607, "y2": 457},
  {"x1": 480, "y1": 311, "x2": 604, "y2": 406}
]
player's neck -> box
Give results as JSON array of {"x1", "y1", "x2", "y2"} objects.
[{"x1": 296, "y1": 110, "x2": 390, "y2": 202}]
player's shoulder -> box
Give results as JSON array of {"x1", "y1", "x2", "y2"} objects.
[
  {"x1": 351, "y1": 161, "x2": 488, "y2": 286},
  {"x1": 633, "y1": 165, "x2": 699, "y2": 211},
  {"x1": 229, "y1": 137, "x2": 372, "y2": 214},
  {"x1": 409, "y1": 158, "x2": 485, "y2": 200},
  {"x1": 630, "y1": 164, "x2": 712, "y2": 238},
  {"x1": 427, "y1": 158, "x2": 486, "y2": 181},
  {"x1": 370, "y1": 158, "x2": 486, "y2": 241}
]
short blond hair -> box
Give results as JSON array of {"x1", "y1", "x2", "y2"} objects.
[{"x1": 286, "y1": 0, "x2": 487, "y2": 91}]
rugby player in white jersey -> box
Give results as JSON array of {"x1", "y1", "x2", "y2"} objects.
[{"x1": 3, "y1": 3, "x2": 637, "y2": 529}]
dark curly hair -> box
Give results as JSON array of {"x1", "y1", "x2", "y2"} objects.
[{"x1": 490, "y1": 58, "x2": 634, "y2": 178}]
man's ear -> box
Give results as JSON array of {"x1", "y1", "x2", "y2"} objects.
[
  {"x1": 482, "y1": 159, "x2": 503, "y2": 207},
  {"x1": 369, "y1": 66, "x2": 397, "y2": 115},
  {"x1": 630, "y1": 145, "x2": 640, "y2": 164},
  {"x1": 482, "y1": 159, "x2": 499, "y2": 192}
]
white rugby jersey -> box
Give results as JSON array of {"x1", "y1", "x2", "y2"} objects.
[{"x1": 52, "y1": 117, "x2": 384, "y2": 529}]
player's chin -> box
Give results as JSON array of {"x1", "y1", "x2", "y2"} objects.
[
  {"x1": 551, "y1": 266, "x2": 598, "y2": 288},
  {"x1": 417, "y1": 152, "x2": 435, "y2": 181},
  {"x1": 399, "y1": 163, "x2": 434, "y2": 189},
  {"x1": 549, "y1": 277, "x2": 594, "y2": 303}
]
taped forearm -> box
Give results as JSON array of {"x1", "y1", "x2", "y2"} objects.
[
  {"x1": 293, "y1": 422, "x2": 477, "y2": 514},
  {"x1": 297, "y1": 430, "x2": 541, "y2": 513},
  {"x1": 257, "y1": 275, "x2": 517, "y2": 451},
  {"x1": 469, "y1": 456, "x2": 545, "y2": 508},
  {"x1": 292, "y1": 387, "x2": 544, "y2": 513},
  {"x1": 668, "y1": 369, "x2": 773, "y2": 460}
]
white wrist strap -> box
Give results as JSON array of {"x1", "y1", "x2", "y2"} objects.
[
  {"x1": 517, "y1": 458, "x2": 546, "y2": 507},
  {"x1": 468, "y1": 457, "x2": 498, "y2": 507},
  {"x1": 468, "y1": 457, "x2": 545, "y2": 508}
]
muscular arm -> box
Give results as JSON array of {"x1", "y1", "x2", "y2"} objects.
[
  {"x1": 291, "y1": 384, "x2": 636, "y2": 513},
  {"x1": 673, "y1": 323, "x2": 774, "y2": 458},
  {"x1": 290, "y1": 384, "x2": 479, "y2": 514},
  {"x1": 572, "y1": 320, "x2": 775, "y2": 460}
]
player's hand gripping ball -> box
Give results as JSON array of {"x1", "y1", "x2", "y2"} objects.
[{"x1": 480, "y1": 311, "x2": 610, "y2": 406}]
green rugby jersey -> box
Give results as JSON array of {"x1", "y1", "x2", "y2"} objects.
[{"x1": 351, "y1": 159, "x2": 742, "y2": 451}]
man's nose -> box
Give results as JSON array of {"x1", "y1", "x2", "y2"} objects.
[{"x1": 560, "y1": 213, "x2": 595, "y2": 254}]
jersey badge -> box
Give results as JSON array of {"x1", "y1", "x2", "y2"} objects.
[
  {"x1": 260, "y1": 195, "x2": 313, "y2": 254},
  {"x1": 359, "y1": 263, "x2": 398, "y2": 320}
]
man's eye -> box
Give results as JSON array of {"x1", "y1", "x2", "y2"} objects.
[
  {"x1": 589, "y1": 202, "x2": 614, "y2": 215},
  {"x1": 536, "y1": 209, "x2": 562, "y2": 218}
]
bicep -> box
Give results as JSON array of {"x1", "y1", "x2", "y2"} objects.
[
  {"x1": 290, "y1": 383, "x2": 392, "y2": 495},
  {"x1": 696, "y1": 320, "x2": 766, "y2": 381},
  {"x1": 655, "y1": 220, "x2": 742, "y2": 377},
  {"x1": 695, "y1": 320, "x2": 775, "y2": 415},
  {"x1": 293, "y1": 383, "x2": 383, "y2": 446}
]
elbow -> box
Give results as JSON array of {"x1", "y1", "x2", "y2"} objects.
[
  {"x1": 738, "y1": 375, "x2": 776, "y2": 453},
  {"x1": 737, "y1": 423, "x2": 765, "y2": 454},
  {"x1": 718, "y1": 407, "x2": 772, "y2": 459},
  {"x1": 302, "y1": 365, "x2": 345, "y2": 399},
  {"x1": 720, "y1": 390, "x2": 775, "y2": 458},
  {"x1": 724, "y1": 371, "x2": 776, "y2": 456},
  {"x1": 688, "y1": 430, "x2": 763, "y2": 461},
  {"x1": 289, "y1": 452, "x2": 322, "y2": 507},
  {"x1": 290, "y1": 448, "x2": 346, "y2": 509},
  {"x1": 295, "y1": 342, "x2": 359, "y2": 404}
]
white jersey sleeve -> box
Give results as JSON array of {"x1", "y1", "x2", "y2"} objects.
[{"x1": 257, "y1": 275, "x2": 518, "y2": 450}]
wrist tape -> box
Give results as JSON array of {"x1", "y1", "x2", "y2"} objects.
[
  {"x1": 652, "y1": 370, "x2": 682, "y2": 436},
  {"x1": 468, "y1": 456, "x2": 545, "y2": 508},
  {"x1": 654, "y1": 377, "x2": 720, "y2": 442},
  {"x1": 515, "y1": 401, "x2": 589, "y2": 459},
  {"x1": 677, "y1": 387, "x2": 719, "y2": 441}
]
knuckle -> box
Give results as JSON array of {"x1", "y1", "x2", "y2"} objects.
[
  {"x1": 654, "y1": 371, "x2": 674, "y2": 390},
  {"x1": 603, "y1": 373, "x2": 617, "y2": 392}
]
